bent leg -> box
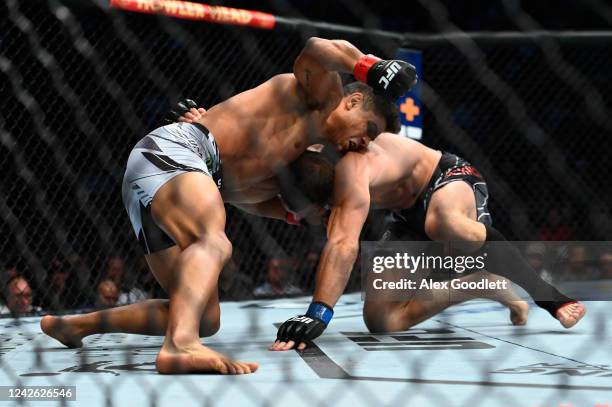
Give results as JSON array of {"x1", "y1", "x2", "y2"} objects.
[
  {"x1": 363, "y1": 271, "x2": 528, "y2": 333},
  {"x1": 44, "y1": 172, "x2": 256, "y2": 374},
  {"x1": 41, "y1": 299, "x2": 172, "y2": 348},
  {"x1": 145, "y1": 245, "x2": 221, "y2": 337},
  {"x1": 41, "y1": 247, "x2": 221, "y2": 348},
  {"x1": 148, "y1": 172, "x2": 255, "y2": 374},
  {"x1": 364, "y1": 297, "x2": 451, "y2": 334},
  {"x1": 446, "y1": 271, "x2": 529, "y2": 326},
  {"x1": 424, "y1": 181, "x2": 585, "y2": 328},
  {"x1": 424, "y1": 181, "x2": 485, "y2": 244}
]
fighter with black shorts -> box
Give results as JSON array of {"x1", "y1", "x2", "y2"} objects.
[
  {"x1": 383, "y1": 152, "x2": 491, "y2": 242},
  {"x1": 271, "y1": 132, "x2": 585, "y2": 352}
]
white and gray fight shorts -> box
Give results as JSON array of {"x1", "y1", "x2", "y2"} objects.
[{"x1": 121, "y1": 122, "x2": 221, "y2": 254}]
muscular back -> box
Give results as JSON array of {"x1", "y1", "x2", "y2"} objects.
[
  {"x1": 196, "y1": 74, "x2": 327, "y2": 203},
  {"x1": 364, "y1": 133, "x2": 442, "y2": 210}
]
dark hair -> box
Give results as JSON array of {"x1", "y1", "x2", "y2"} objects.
[
  {"x1": 343, "y1": 81, "x2": 401, "y2": 134},
  {"x1": 279, "y1": 151, "x2": 335, "y2": 212}
]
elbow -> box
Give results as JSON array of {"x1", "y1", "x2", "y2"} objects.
[
  {"x1": 301, "y1": 37, "x2": 335, "y2": 59},
  {"x1": 304, "y1": 37, "x2": 325, "y2": 52},
  {"x1": 294, "y1": 37, "x2": 323, "y2": 73}
]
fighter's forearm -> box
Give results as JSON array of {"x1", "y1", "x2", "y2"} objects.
[
  {"x1": 300, "y1": 37, "x2": 365, "y2": 74},
  {"x1": 312, "y1": 240, "x2": 359, "y2": 307}
]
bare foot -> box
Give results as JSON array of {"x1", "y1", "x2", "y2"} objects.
[
  {"x1": 156, "y1": 342, "x2": 259, "y2": 375},
  {"x1": 509, "y1": 301, "x2": 529, "y2": 326},
  {"x1": 556, "y1": 302, "x2": 586, "y2": 328},
  {"x1": 40, "y1": 315, "x2": 84, "y2": 348}
]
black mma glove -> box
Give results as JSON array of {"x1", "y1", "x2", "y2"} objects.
[
  {"x1": 276, "y1": 302, "x2": 334, "y2": 347},
  {"x1": 165, "y1": 98, "x2": 198, "y2": 123},
  {"x1": 353, "y1": 55, "x2": 417, "y2": 101}
]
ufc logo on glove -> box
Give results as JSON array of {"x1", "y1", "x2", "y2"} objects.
[
  {"x1": 378, "y1": 62, "x2": 402, "y2": 89},
  {"x1": 353, "y1": 54, "x2": 417, "y2": 100},
  {"x1": 288, "y1": 316, "x2": 314, "y2": 324}
]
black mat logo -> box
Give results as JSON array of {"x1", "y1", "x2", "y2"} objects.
[
  {"x1": 342, "y1": 328, "x2": 494, "y2": 351},
  {"x1": 492, "y1": 363, "x2": 612, "y2": 377}
]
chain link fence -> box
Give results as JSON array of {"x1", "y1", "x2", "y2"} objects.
[
  {"x1": 1, "y1": 0, "x2": 611, "y2": 312},
  {"x1": 422, "y1": 40, "x2": 612, "y2": 241},
  {"x1": 1, "y1": 1, "x2": 611, "y2": 406}
]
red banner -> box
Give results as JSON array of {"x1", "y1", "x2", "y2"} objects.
[{"x1": 110, "y1": 0, "x2": 276, "y2": 30}]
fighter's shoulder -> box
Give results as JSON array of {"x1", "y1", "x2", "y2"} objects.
[
  {"x1": 335, "y1": 150, "x2": 373, "y2": 179},
  {"x1": 333, "y1": 153, "x2": 372, "y2": 202},
  {"x1": 362, "y1": 140, "x2": 395, "y2": 167},
  {"x1": 376, "y1": 132, "x2": 427, "y2": 150},
  {"x1": 374, "y1": 132, "x2": 408, "y2": 147}
]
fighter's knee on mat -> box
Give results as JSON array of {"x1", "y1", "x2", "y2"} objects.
[
  {"x1": 363, "y1": 303, "x2": 418, "y2": 333},
  {"x1": 364, "y1": 312, "x2": 391, "y2": 333}
]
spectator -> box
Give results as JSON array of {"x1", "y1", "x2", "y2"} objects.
[
  {"x1": 300, "y1": 251, "x2": 320, "y2": 274},
  {"x1": 254, "y1": 257, "x2": 302, "y2": 298},
  {"x1": 135, "y1": 257, "x2": 166, "y2": 299},
  {"x1": 539, "y1": 207, "x2": 575, "y2": 241},
  {"x1": 104, "y1": 256, "x2": 149, "y2": 305},
  {"x1": 295, "y1": 251, "x2": 320, "y2": 290},
  {"x1": 66, "y1": 254, "x2": 94, "y2": 305},
  {"x1": 1, "y1": 276, "x2": 41, "y2": 316},
  {"x1": 40, "y1": 257, "x2": 79, "y2": 312},
  {"x1": 525, "y1": 243, "x2": 553, "y2": 283},
  {"x1": 559, "y1": 245, "x2": 599, "y2": 281},
  {"x1": 219, "y1": 248, "x2": 254, "y2": 301},
  {"x1": 0, "y1": 263, "x2": 19, "y2": 290},
  {"x1": 95, "y1": 279, "x2": 119, "y2": 309},
  {"x1": 106, "y1": 256, "x2": 125, "y2": 283},
  {"x1": 598, "y1": 251, "x2": 612, "y2": 280}
]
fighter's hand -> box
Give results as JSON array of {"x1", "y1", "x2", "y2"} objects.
[
  {"x1": 270, "y1": 302, "x2": 333, "y2": 351},
  {"x1": 354, "y1": 55, "x2": 417, "y2": 101},
  {"x1": 165, "y1": 99, "x2": 206, "y2": 123},
  {"x1": 270, "y1": 315, "x2": 327, "y2": 351}
]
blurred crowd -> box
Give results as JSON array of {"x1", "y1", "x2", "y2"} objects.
[
  {"x1": 0, "y1": 246, "x2": 324, "y2": 317},
  {"x1": 2, "y1": 0, "x2": 610, "y2": 318},
  {"x1": 525, "y1": 243, "x2": 612, "y2": 284},
  {"x1": 2, "y1": 228, "x2": 612, "y2": 318}
]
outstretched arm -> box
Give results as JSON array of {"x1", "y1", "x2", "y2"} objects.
[
  {"x1": 313, "y1": 161, "x2": 371, "y2": 307},
  {"x1": 271, "y1": 153, "x2": 371, "y2": 351}
]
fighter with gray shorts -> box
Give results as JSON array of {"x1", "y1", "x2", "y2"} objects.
[{"x1": 122, "y1": 122, "x2": 221, "y2": 254}]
